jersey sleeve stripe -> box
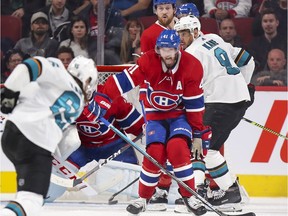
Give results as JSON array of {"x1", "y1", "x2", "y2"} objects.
[
  {"x1": 235, "y1": 49, "x2": 252, "y2": 67},
  {"x1": 113, "y1": 70, "x2": 135, "y2": 94},
  {"x1": 23, "y1": 58, "x2": 42, "y2": 81}
]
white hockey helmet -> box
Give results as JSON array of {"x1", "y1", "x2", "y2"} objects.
[
  {"x1": 174, "y1": 15, "x2": 201, "y2": 34},
  {"x1": 67, "y1": 55, "x2": 98, "y2": 99}
]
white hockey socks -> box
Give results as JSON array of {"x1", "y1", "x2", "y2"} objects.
[
  {"x1": 1, "y1": 191, "x2": 43, "y2": 216},
  {"x1": 204, "y1": 150, "x2": 233, "y2": 190}
]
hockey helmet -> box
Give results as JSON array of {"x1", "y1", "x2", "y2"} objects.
[
  {"x1": 153, "y1": 0, "x2": 176, "y2": 7},
  {"x1": 174, "y1": 15, "x2": 201, "y2": 33},
  {"x1": 67, "y1": 55, "x2": 98, "y2": 99},
  {"x1": 176, "y1": 3, "x2": 200, "y2": 18},
  {"x1": 156, "y1": 29, "x2": 180, "y2": 51}
]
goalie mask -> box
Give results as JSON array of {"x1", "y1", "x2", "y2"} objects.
[{"x1": 67, "y1": 56, "x2": 98, "y2": 100}]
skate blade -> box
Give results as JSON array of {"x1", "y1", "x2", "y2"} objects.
[
  {"x1": 147, "y1": 203, "x2": 167, "y2": 211},
  {"x1": 174, "y1": 205, "x2": 189, "y2": 214}
]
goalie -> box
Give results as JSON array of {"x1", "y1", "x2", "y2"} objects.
[{"x1": 46, "y1": 87, "x2": 145, "y2": 202}]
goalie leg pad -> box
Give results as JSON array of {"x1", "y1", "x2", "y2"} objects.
[{"x1": 87, "y1": 160, "x2": 142, "y2": 197}]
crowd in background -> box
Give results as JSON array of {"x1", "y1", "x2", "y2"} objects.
[{"x1": 1, "y1": 0, "x2": 287, "y2": 86}]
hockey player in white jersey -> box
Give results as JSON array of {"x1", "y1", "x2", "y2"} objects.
[
  {"x1": 174, "y1": 15, "x2": 255, "y2": 212},
  {"x1": 0, "y1": 55, "x2": 98, "y2": 216}
]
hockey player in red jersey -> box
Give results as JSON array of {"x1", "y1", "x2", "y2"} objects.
[
  {"x1": 46, "y1": 86, "x2": 145, "y2": 201},
  {"x1": 84, "y1": 29, "x2": 211, "y2": 215},
  {"x1": 141, "y1": 0, "x2": 177, "y2": 53}
]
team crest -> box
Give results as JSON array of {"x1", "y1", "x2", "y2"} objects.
[
  {"x1": 77, "y1": 121, "x2": 102, "y2": 137},
  {"x1": 150, "y1": 91, "x2": 179, "y2": 111}
]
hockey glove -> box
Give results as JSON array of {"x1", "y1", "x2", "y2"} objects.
[
  {"x1": 82, "y1": 91, "x2": 111, "y2": 122},
  {"x1": 1, "y1": 87, "x2": 20, "y2": 114},
  {"x1": 192, "y1": 127, "x2": 212, "y2": 159},
  {"x1": 246, "y1": 83, "x2": 255, "y2": 108}
]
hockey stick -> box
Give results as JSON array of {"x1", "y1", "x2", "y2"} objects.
[
  {"x1": 242, "y1": 117, "x2": 288, "y2": 140},
  {"x1": 108, "y1": 176, "x2": 140, "y2": 205},
  {"x1": 100, "y1": 117, "x2": 256, "y2": 216},
  {"x1": 51, "y1": 133, "x2": 143, "y2": 188}
]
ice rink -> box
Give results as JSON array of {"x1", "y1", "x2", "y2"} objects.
[{"x1": 1, "y1": 194, "x2": 287, "y2": 216}]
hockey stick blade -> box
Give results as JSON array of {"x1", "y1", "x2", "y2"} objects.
[
  {"x1": 100, "y1": 117, "x2": 257, "y2": 216},
  {"x1": 51, "y1": 133, "x2": 143, "y2": 188},
  {"x1": 225, "y1": 213, "x2": 256, "y2": 216},
  {"x1": 108, "y1": 176, "x2": 139, "y2": 205}
]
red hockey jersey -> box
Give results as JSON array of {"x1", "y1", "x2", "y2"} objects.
[
  {"x1": 76, "y1": 86, "x2": 144, "y2": 147},
  {"x1": 103, "y1": 50, "x2": 206, "y2": 131}
]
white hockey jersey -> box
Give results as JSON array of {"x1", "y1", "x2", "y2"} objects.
[
  {"x1": 5, "y1": 56, "x2": 84, "y2": 153},
  {"x1": 185, "y1": 33, "x2": 255, "y2": 103}
]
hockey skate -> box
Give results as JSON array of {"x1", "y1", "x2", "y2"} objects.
[
  {"x1": 126, "y1": 198, "x2": 147, "y2": 215},
  {"x1": 207, "y1": 181, "x2": 242, "y2": 212},
  {"x1": 182, "y1": 195, "x2": 207, "y2": 215},
  {"x1": 174, "y1": 184, "x2": 208, "y2": 214},
  {"x1": 148, "y1": 187, "x2": 168, "y2": 211}
]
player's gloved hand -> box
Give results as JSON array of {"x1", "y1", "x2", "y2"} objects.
[
  {"x1": 0, "y1": 87, "x2": 20, "y2": 114},
  {"x1": 82, "y1": 91, "x2": 111, "y2": 122},
  {"x1": 192, "y1": 127, "x2": 212, "y2": 159},
  {"x1": 246, "y1": 83, "x2": 255, "y2": 108}
]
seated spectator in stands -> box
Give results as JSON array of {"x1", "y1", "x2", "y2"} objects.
[
  {"x1": 203, "y1": 0, "x2": 252, "y2": 20},
  {"x1": 218, "y1": 18, "x2": 243, "y2": 47},
  {"x1": 40, "y1": 0, "x2": 73, "y2": 42},
  {"x1": 251, "y1": 48, "x2": 287, "y2": 86},
  {"x1": 22, "y1": 1, "x2": 46, "y2": 37},
  {"x1": 1, "y1": 0, "x2": 24, "y2": 18},
  {"x1": 1, "y1": 49, "x2": 28, "y2": 82},
  {"x1": 248, "y1": 8, "x2": 287, "y2": 73},
  {"x1": 120, "y1": 18, "x2": 144, "y2": 64},
  {"x1": 79, "y1": 0, "x2": 126, "y2": 64},
  {"x1": 60, "y1": 16, "x2": 91, "y2": 58},
  {"x1": 111, "y1": 0, "x2": 154, "y2": 18},
  {"x1": 14, "y1": 12, "x2": 59, "y2": 57},
  {"x1": 252, "y1": 0, "x2": 287, "y2": 37},
  {"x1": 56, "y1": 46, "x2": 74, "y2": 69}
]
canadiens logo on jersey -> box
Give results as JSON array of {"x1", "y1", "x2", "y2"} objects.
[
  {"x1": 76, "y1": 121, "x2": 103, "y2": 137},
  {"x1": 149, "y1": 91, "x2": 180, "y2": 111}
]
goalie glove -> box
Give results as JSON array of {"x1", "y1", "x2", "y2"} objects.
[
  {"x1": 1, "y1": 87, "x2": 20, "y2": 114},
  {"x1": 192, "y1": 127, "x2": 212, "y2": 159},
  {"x1": 82, "y1": 91, "x2": 111, "y2": 122}
]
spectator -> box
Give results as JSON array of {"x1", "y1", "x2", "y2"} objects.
[
  {"x1": 251, "y1": 48, "x2": 287, "y2": 86},
  {"x1": 40, "y1": 0, "x2": 73, "y2": 41},
  {"x1": 56, "y1": 46, "x2": 75, "y2": 69},
  {"x1": 1, "y1": 0, "x2": 24, "y2": 18},
  {"x1": 14, "y1": 12, "x2": 59, "y2": 57},
  {"x1": 203, "y1": 0, "x2": 252, "y2": 20},
  {"x1": 218, "y1": 18, "x2": 244, "y2": 47},
  {"x1": 79, "y1": 0, "x2": 126, "y2": 64},
  {"x1": 120, "y1": 18, "x2": 144, "y2": 64},
  {"x1": 248, "y1": 8, "x2": 287, "y2": 73},
  {"x1": 252, "y1": 0, "x2": 287, "y2": 37},
  {"x1": 1, "y1": 49, "x2": 28, "y2": 82},
  {"x1": 111, "y1": 0, "x2": 154, "y2": 18},
  {"x1": 59, "y1": 16, "x2": 91, "y2": 59},
  {"x1": 22, "y1": 1, "x2": 46, "y2": 37}
]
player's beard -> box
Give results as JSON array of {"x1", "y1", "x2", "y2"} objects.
[
  {"x1": 158, "y1": 15, "x2": 174, "y2": 27},
  {"x1": 161, "y1": 54, "x2": 178, "y2": 69}
]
